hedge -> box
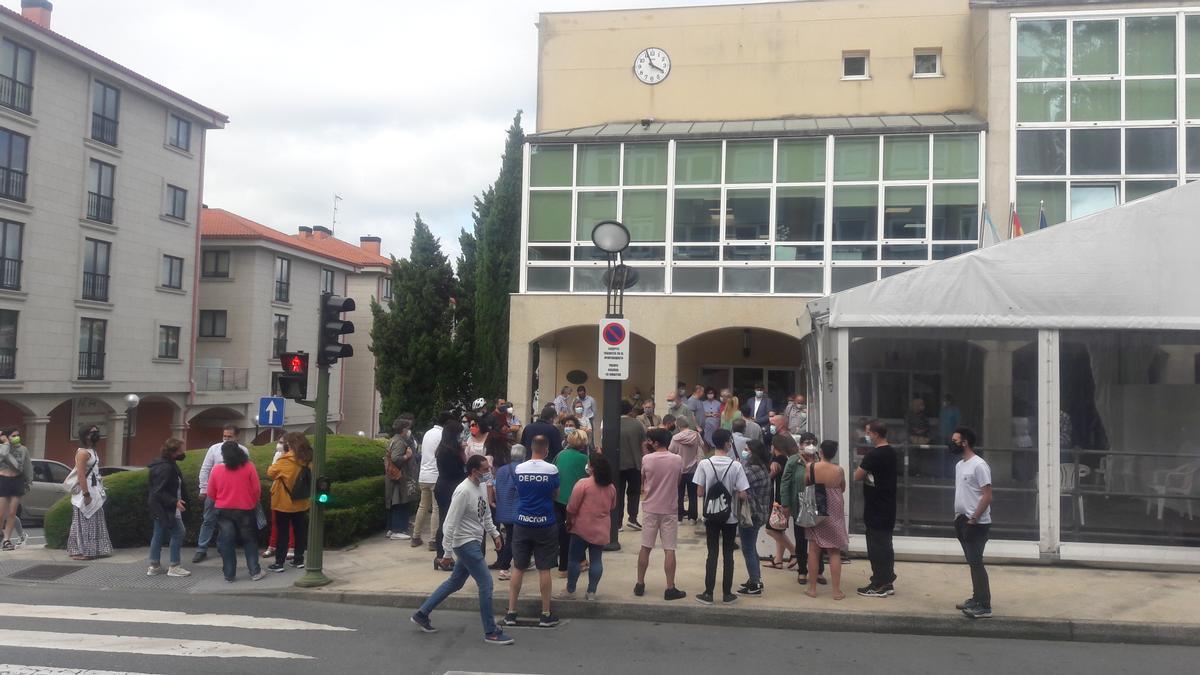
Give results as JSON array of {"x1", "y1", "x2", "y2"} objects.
[{"x1": 46, "y1": 435, "x2": 390, "y2": 550}]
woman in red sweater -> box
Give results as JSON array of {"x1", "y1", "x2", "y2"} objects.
[
  {"x1": 207, "y1": 441, "x2": 263, "y2": 582},
  {"x1": 562, "y1": 455, "x2": 616, "y2": 600}
]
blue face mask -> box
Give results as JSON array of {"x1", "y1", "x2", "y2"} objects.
[
  {"x1": 740, "y1": 449, "x2": 750, "y2": 461},
  {"x1": 769, "y1": 425, "x2": 777, "y2": 434},
  {"x1": 479, "y1": 472, "x2": 493, "y2": 483}
]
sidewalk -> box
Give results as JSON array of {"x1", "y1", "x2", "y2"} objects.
[{"x1": 4, "y1": 525, "x2": 1198, "y2": 646}]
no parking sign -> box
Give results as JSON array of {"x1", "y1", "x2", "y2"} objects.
[{"x1": 598, "y1": 318, "x2": 630, "y2": 380}]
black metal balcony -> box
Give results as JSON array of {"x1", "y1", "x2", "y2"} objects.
[
  {"x1": 0, "y1": 75, "x2": 31, "y2": 115},
  {"x1": 91, "y1": 113, "x2": 118, "y2": 146},
  {"x1": 0, "y1": 166, "x2": 26, "y2": 202},
  {"x1": 274, "y1": 280, "x2": 290, "y2": 303},
  {"x1": 82, "y1": 271, "x2": 109, "y2": 301},
  {"x1": 0, "y1": 346, "x2": 14, "y2": 379},
  {"x1": 0, "y1": 257, "x2": 20, "y2": 290},
  {"x1": 77, "y1": 351, "x2": 104, "y2": 380},
  {"x1": 87, "y1": 191, "x2": 113, "y2": 223}
]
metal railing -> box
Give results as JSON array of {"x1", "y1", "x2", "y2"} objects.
[
  {"x1": 0, "y1": 257, "x2": 20, "y2": 290},
  {"x1": 0, "y1": 75, "x2": 31, "y2": 114},
  {"x1": 82, "y1": 271, "x2": 109, "y2": 301},
  {"x1": 194, "y1": 366, "x2": 249, "y2": 391},
  {"x1": 87, "y1": 192, "x2": 113, "y2": 223},
  {"x1": 91, "y1": 113, "x2": 118, "y2": 146},
  {"x1": 0, "y1": 166, "x2": 26, "y2": 202},
  {"x1": 0, "y1": 346, "x2": 14, "y2": 379},
  {"x1": 77, "y1": 351, "x2": 104, "y2": 380},
  {"x1": 274, "y1": 280, "x2": 290, "y2": 303}
]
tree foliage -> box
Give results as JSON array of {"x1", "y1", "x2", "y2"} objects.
[{"x1": 449, "y1": 223, "x2": 478, "y2": 402}]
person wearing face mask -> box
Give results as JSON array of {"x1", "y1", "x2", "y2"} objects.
[
  {"x1": 384, "y1": 418, "x2": 420, "y2": 541},
  {"x1": 700, "y1": 387, "x2": 721, "y2": 447},
  {"x1": 669, "y1": 416, "x2": 705, "y2": 523},
  {"x1": 194, "y1": 424, "x2": 250, "y2": 564},
  {"x1": 719, "y1": 390, "x2": 743, "y2": 432},
  {"x1": 146, "y1": 438, "x2": 191, "y2": 577},
  {"x1": 730, "y1": 418, "x2": 751, "y2": 458},
  {"x1": 781, "y1": 433, "x2": 825, "y2": 586},
  {"x1": 465, "y1": 415, "x2": 489, "y2": 459},
  {"x1": 664, "y1": 391, "x2": 696, "y2": 429},
  {"x1": 65, "y1": 424, "x2": 111, "y2": 561},
  {"x1": 763, "y1": 434, "x2": 798, "y2": 570},
  {"x1": 637, "y1": 401, "x2": 661, "y2": 430},
  {"x1": 261, "y1": 439, "x2": 295, "y2": 561},
  {"x1": 854, "y1": 419, "x2": 898, "y2": 598},
  {"x1": 553, "y1": 386, "x2": 573, "y2": 417},
  {"x1": 951, "y1": 427, "x2": 993, "y2": 619},
  {"x1": 742, "y1": 384, "x2": 774, "y2": 432},
  {"x1": 633, "y1": 429, "x2": 686, "y2": 601},
  {"x1": 562, "y1": 455, "x2": 617, "y2": 600},
  {"x1": 521, "y1": 406, "x2": 564, "y2": 463},
  {"x1": 573, "y1": 386, "x2": 597, "y2": 431},
  {"x1": 737, "y1": 438, "x2": 772, "y2": 596},
  {"x1": 552, "y1": 429, "x2": 590, "y2": 577},
  {"x1": 0, "y1": 427, "x2": 32, "y2": 551}
]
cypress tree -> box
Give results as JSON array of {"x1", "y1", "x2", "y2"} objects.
[
  {"x1": 473, "y1": 112, "x2": 524, "y2": 399},
  {"x1": 450, "y1": 224, "x2": 478, "y2": 402},
  {"x1": 371, "y1": 214, "x2": 456, "y2": 427}
]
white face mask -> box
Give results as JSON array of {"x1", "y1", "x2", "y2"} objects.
[
  {"x1": 276, "y1": 443, "x2": 285, "y2": 454},
  {"x1": 575, "y1": 407, "x2": 584, "y2": 415},
  {"x1": 755, "y1": 390, "x2": 764, "y2": 398}
]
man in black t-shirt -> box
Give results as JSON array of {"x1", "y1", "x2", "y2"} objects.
[{"x1": 854, "y1": 419, "x2": 897, "y2": 598}]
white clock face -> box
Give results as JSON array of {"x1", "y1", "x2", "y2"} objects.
[{"x1": 633, "y1": 48, "x2": 671, "y2": 85}]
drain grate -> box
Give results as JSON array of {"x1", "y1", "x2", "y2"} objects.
[{"x1": 10, "y1": 563, "x2": 86, "y2": 581}]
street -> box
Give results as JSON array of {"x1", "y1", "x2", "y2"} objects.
[{"x1": 0, "y1": 585, "x2": 1196, "y2": 675}]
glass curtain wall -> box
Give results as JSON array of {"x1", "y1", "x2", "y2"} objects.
[
  {"x1": 526, "y1": 133, "x2": 982, "y2": 295},
  {"x1": 1014, "y1": 13, "x2": 1200, "y2": 227}
]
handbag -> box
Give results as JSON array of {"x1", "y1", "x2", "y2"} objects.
[
  {"x1": 795, "y1": 462, "x2": 828, "y2": 527},
  {"x1": 768, "y1": 502, "x2": 788, "y2": 530},
  {"x1": 384, "y1": 454, "x2": 403, "y2": 481},
  {"x1": 736, "y1": 494, "x2": 754, "y2": 528}
]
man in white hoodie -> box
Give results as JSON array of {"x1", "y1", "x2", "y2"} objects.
[{"x1": 193, "y1": 424, "x2": 249, "y2": 563}]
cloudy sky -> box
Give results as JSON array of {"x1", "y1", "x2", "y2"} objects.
[{"x1": 37, "y1": 0, "x2": 772, "y2": 262}]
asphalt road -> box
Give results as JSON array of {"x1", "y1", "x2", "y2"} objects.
[{"x1": 0, "y1": 585, "x2": 1196, "y2": 675}]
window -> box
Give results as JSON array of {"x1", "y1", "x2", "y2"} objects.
[
  {"x1": 381, "y1": 276, "x2": 392, "y2": 299},
  {"x1": 78, "y1": 318, "x2": 106, "y2": 380},
  {"x1": 82, "y1": 238, "x2": 111, "y2": 301},
  {"x1": 321, "y1": 268, "x2": 335, "y2": 294},
  {"x1": 842, "y1": 51, "x2": 869, "y2": 79},
  {"x1": 273, "y1": 314, "x2": 288, "y2": 357},
  {"x1": 91, "y1": 80, "x2": 120, "y2": 146},
  {"x1": 201, "y1": 250, "x2": 230, "y2": 278},
  {"x1": 270, "y1": 372, "x2": 283, "y2": 396},
  {"x1": 198, "y1": 310, "x2": 226, "y2": 338},
  {"x1": 274, "y1": 257, "x2": 290, "y2": 302},
  {"x1": 914, "y1": 49, "x2": 941, "y2": 77},
  {"x1": 166, "y1": 185, "x2": 187, "y2": 220},
  {"x1": 0, "y1": 219, "x2": 21, "y2": 290},
  {"x1": 0, "y1": 39, "x2": 34, "y2": 114},
  {"x1": 0, "y1": 127, "x2": 29, "y2": 202},
  {"x1": 157, "y1": 325, "x2": 180, "y2": 359},
  {"x1": 167, "y1": 114, "x2": 191, "y2": 152},
  {"x1": 0, "y1": 309, "x2": 16, "y2": 379},
  {"x1": 87, "y1": 160, "x2": 115, "y2": 223},
  {"x1": 161, "y1": 254, "x2": 183, "y2": 289}
]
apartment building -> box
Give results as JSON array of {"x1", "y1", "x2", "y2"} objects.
[
  {"x1": 193, "y1": 207, "x2": 390, "y2": 448},
  {"x1": 0, "y1": 1, "x2": 226, "y2": 464}
]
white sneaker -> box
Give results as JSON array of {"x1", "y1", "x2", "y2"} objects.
[
  {"x1": 167, "y1": 565, "x2": 191, "y2": 577},
  {"x1": 285, "y1": 549, "x2": 295, "y2": 560},
  {"x1": 554, "y1": 589, "x2": 576, "y2": 600},
  {"x1": 390, "y1": 532, "x2": 411, "y2": 540},
  {"x1": 147, "y1": 565, "x2": 165, "y2": 576},
  {"x1": 585, "y1": 592, "x2": 598, "y2": 601}
]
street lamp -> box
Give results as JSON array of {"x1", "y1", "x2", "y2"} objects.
[
  {"x1": 123, "y1": 393, "x2": 140, "y2": 465},
  {"x1": 356, "y1": 430, "x2": 367, "y2": 438}
]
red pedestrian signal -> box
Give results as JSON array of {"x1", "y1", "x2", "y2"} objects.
[
  {"x1": 284, "y1": 352, "x2": 308, "y2": 374},
  {"x1": 278, "y1": 351, "x2": 309, "y2": 401}
]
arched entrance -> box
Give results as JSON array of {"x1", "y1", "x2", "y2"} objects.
[
  {"x1": 530, "y1": 324, "x2": 655, "y2": 421},
  {"x1": 187, "y1": 406, "x2": 247, "y2": 450},
  {"x1": 677, "y1": 327, "x2": 808, "y2": 409},
  {"x1": 44, "y1": 398, "x2": 115, "y2": 465}
]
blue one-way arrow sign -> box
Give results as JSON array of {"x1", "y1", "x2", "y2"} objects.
[{"x1": 259, "y1": 397, "x2": 285, "y2": 428}]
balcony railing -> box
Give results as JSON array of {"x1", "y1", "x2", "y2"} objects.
[
  {"x1": 0, "y1": 257, "x2": 20, "y2": 290},
  {"x1": 194, "y1": 366, "x2": 249, "y2": 392},
  {"x1": 91, "y1": 113, "x2": 118, "y2": 146},
  {"x1": 0, "y1": 346, "x2": 14, "y2": 379},
  {"x1": 0, "y1": 75, "x2": 31, "y2": 115},
  {"x1": 0, "y1": 166, "x2": 26, "y2": 202},
  {"x1": 78, "y1": 351, "x2": 104, "y2": 380},
  {"x1": 87, "y1": 192, "x2": 113, "y2": 223},
  {"x1": 82, "y1": 271, "x2": 109, "y2": 301},
  {"x1": 274, "y1": 280, "x2": 290, "y2": 303}
]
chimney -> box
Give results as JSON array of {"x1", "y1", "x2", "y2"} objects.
[
  {"x1": 312, "y1": 225, "x2": 332, "y2": 239},
  {"x1": 297, "y1": 226, "x2": 313, "y2": 239},
  {"x1": 21, "y1": 0, "x2": 52, "y2": 29},
  {"x1": 360, "y1": 236, "x2": 381, "y2": 257}
]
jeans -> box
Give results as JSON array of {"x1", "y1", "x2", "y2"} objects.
[
  {"x1": 566, "y1": 534, "x2": 604, "y2": 594},
  {"x1": 433, "y1": 482, "x2": 454, "y2": 557},
  {"x1": 196, "y1": 496, "x2": 217, "y2": 552},
  {"x1": 609, "y1": 468, "x2": 641, "y2": 541},
  {"x1": 148, "y1": 516, "x2": 185, "y2": 566},
  {"x1": 793, "y1": 523, "x2": 824, "y2": 577},
  {"x1": 954, "y1": 515, "x2": 991, "y2": 608},
  {"x1": 704, "y1": 521, "x2": 738, "y2": 595},
  {"x1": 216, "y1": 509, "x2": 261, "y2": 581},
  {"x1": 554, "y1": 503, "x2": 570, "y2": 571},
  {"x1": 413, "y1": 482, "x2": 439, "y2": 541},
  {"x1": 389, "y1": 503, "x2": 411, "y2": 534},
  {"x1": 419, "y1": 540, "x2": 497, "y2": 636},
  {"x1": 496, "y1": 523, "x2": 514, "y2": 570},
  {"x1": 678, "y1": 472, "x2": 697, "y2": 520},
  {"x1": 738, "y1": 525, "x2": 762, "y2": 583},
  {"x1": 274, "y1": 510, "x2": 308, "y2": 566},
  {"x1": 865, "y1": 526, "x2": 896, "y2": 587}
]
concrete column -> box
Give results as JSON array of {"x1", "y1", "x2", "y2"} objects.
[
  {"x1": 107, "y1": 413, "x2": 128, "y2": 465},
  {"x1": 507, "y1": 338, "x2": 533, "y2": 426},
  {"x1": 536, "y1": 343, "x2": 559, "y2": 417},
  {"x1": 653, "y1": 342, "x2": 678, "y2": 414},
  {"x1": 980, "y1": 342, "x2": 1015, "y2": 450},
  {"x1": 21, "y1": 415, "x2": 50, "y2": 459}
]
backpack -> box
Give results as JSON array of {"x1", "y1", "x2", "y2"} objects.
[
  {"x1": 284, "y1": 464, "x2": 312, "y2": 502},
  {"x1": 702, "y1": 457, "x2": 736, "y2": 525}
]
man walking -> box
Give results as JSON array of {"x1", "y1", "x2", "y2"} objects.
[
  {"x1": 411, "y1": 455, "x2": 513, "y2": 645},
  {"x1": 854, "y1": 420, "x2": 897, "y2": 597},
  {"x1": 612, "y1": 401, "x2": 646, "y2": 537},
  {"x1": 693, "y1": 429, "x2": 749, "y2": 605},
  {"x1": 193, "y1": 425, "x2": 248, "y2": 563},
  {"x1": 503, "y1": 436, "x2": 561, "y2": 628},
  {"x1": 635, "y1": 429, "x2": 687, "y2": 601},
  {"x1": 952, "y1": 427, "x2": 993, "y2": 619}
]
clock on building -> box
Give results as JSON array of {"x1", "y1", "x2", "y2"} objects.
[{"x1": 633, "y1": 47, "x2": 671, "y2": 84}]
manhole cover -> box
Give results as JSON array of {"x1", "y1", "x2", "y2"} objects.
[{"x1": 10, "y1": 564, "x2": 86, "y2": 581}]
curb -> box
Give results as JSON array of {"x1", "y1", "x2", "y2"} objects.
[{"x1": 231, "y1": 586, "x2": 1200, "y2": 647}]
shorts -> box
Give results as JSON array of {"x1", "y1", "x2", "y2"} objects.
[
  {"x1": 0, "y1": 474, "x2": 25, "y2": 498},
  {"x1": 640, "y1": 512, "x2": 678, "y2": 551},
  {"x1": 511, "y1": 524, "x2": 558, "y2": 570}
]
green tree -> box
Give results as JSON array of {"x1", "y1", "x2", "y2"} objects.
[
  {"x1": 449, "y1": 223, "x2": 478, "y2": 402},
  {"x1": 371, "y1": 214, "x2": 456, "y2": 427},
  {"x1": 473, "y1": 112, "x2": 524, "y2": 399}
]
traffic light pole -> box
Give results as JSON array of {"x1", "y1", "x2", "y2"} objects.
[{"x1": 295, "y1": 364, "x2": 332, "y2": 588}]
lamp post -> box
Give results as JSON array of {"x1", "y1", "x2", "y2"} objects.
[
  {"x1": 592, "y1": 220, "x2": 638, "y2": 551},
  {"x1": 123, "y1": 393, "x2": 140, "y2": 465}
]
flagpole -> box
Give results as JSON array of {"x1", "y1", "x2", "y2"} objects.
[
  {"x1": 1007, "y1": 201, "x2": 1015, "y2": 240},
  {"x1": 978, "y1": 201, "x2": 986, "y2": 248}
]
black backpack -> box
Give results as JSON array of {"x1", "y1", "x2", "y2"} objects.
[
  {"x1": 284, "y1": 465, "x2": 312, "y2": 501},
  {"x1": 702, "y1": 458, "x2": 735, "y2": 524}
]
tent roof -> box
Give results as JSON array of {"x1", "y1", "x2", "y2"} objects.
[{"x1": 808, "y1": 181, "x2": 1200, "y2": 331}]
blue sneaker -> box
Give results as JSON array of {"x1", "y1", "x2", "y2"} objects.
[
  {"x1": 484, "y1": 630, "x2": 514, "y2": 645},
  {"x1": 410, "y1": 612, "x2": 436, "y2": 633},
  {"x1": 538, "y1": 612, "x2": 560, "y2": 628}
]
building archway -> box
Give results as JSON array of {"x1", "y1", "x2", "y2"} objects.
[
  {"x1": 43, "y1": 398, "x2": 116, "y2": 465},
  {"x1": 676, "y1": 327, "x2": 809, "y2": 411},
  {"x1": 529, "y1": 324, "x2": 655, "y2": 422},
  {"x1": 187, "y1": 406, "x2": 247, "y2": 450}
]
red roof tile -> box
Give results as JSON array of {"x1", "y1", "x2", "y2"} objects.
[{"x1": 200, "y1": 208, "x2": 391, "y2": 269}]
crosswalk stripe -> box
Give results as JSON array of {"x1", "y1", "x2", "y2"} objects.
[
  {"x1": 0, "y1": 604, "x2": 352, "y2": 632},
  {"x1": 0, "y1": 630, "x2": 311, "y2": 660},
  {"x1": 0, "y1": 665, "x2": 160, "y2": 675}
]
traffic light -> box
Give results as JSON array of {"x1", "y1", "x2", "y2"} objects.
[
  {"x1": 278, "y1": 351, "x2": 309, "y2": 401},
  {"x1": 318, "y1": 292, "x2": 356, "y2": 367},
  {"x1": 315, "y1": 476, "x2": 332, "y2": 504}
]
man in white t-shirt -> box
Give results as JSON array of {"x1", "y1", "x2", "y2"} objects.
[
  {"x1": 951, "y1": 426, "x2": 993, "y2": 619},
  {"x1": 693, "y1": 428, "x2": 749, "y2": 606},
  {"x1": 413, "y1": 412, "x2": 450, "y2": 551},
  {"x1": 193, "y1": 424, "x2": 249, "y2": 563}
]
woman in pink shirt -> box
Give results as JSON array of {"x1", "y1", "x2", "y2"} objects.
[
  {"x1": 562, "y1": 455, "x2": 616, "y2": 600},
  {"x1": 207, "y1": 441, "x2": 263, "y2": 583}
]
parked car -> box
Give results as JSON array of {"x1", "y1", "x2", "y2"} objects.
[
  {"x1": 98, "y1": 465, "x2": 142, "y2": 477},
  {"x1": 25, "y1": 459, "x2": 71, "y2": 523}
]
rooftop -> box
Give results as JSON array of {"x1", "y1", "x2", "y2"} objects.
[{"x1": 199, "y1": 207, "x2": 391, "y2": 270}]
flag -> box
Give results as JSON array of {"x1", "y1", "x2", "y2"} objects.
[
  {"x1": 982, "y1": 205, "x2": 1002, "y2": 248},
  {"x1": 1011, "y1": 207, "x2": 1024, "y2": 238},
  {"x1": 1038, "y1": 203, "x2": 1049, "y2": 230}
]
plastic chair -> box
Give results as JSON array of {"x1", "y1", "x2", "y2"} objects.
[
  {"x1": 1059, "y1": 463, "x2": 1090, "y2": 526},
  {"x1": 1146, "y1": 462, "x2": 1200, "y2": 520},
  {"x1": 1099, "y1": 455, "x2": 1137, "y2": 495}
]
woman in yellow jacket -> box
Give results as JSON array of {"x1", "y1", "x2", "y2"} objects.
[{"x1": 267, "y1": 432, "x2": 312, "y2": 573}]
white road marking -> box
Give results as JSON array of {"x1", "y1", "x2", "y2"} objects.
[
  {"x1": 0, "y1": 630, "x2": 311, "y2": 660},
  {"x1": 0, "y1": 604, "x2": 352, "y2": 632},
  {"x1": 0, "y1": 665, "x2": 160, "y2": 674}
]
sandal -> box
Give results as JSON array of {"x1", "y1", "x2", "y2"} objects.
[
  {"x1": 766, "y1": 560, "x2": 784, "y2": 570},
  {"x1": 798, "y1": 577, "x2": 808, "y2": 585},
  {"x1": 786, "y1": 559, "x2": 799, "y2": 570}
]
